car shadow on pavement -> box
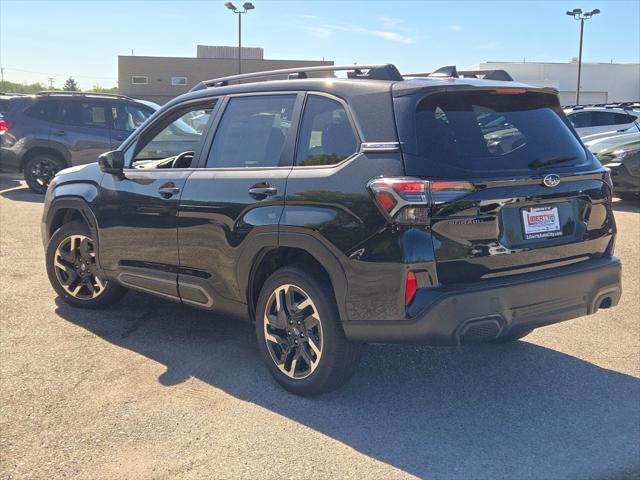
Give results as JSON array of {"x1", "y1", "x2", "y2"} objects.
[
  {"x1": 612, "y1": 198, "x2": 640, "y2": 213},
  {"x1": 0, "y1": 175, "x2": 43, "y2": 203},
  {"x1": 54, "y1": 293, "x2": 640, "y2": 479}
]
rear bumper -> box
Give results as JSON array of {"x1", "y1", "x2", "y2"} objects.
[
  {"x1": 0, "y1": 147, "x2": 21, "y2": 172},
  {"x1": 342, "y1": 256, "x2": 621, "y2": 345}
]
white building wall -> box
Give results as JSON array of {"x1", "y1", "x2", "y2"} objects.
[{"x1": 466, "y1": 62, "x2": 640, "y2": 106}]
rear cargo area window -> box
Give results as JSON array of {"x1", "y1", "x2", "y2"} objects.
[{"x1": 413, "y1": 92, "x2": 587, "y2": 175}]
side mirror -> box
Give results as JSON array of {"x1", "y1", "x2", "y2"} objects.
[{"x1": 98, "y1": 150, "x2": 125, "y2": 174}]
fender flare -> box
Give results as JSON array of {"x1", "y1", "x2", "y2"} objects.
[
  {"x1": 45, "y1": 196, "x2": 101, "y2": 267},
  {"x1": 239, "y1": 230, "x2": 349, "y2": 321}
]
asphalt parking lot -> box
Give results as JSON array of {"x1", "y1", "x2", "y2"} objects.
[{"x1": 0, "y1": 172, "x2": 638, "y2": 480}]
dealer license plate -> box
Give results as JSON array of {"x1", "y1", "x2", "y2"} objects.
[{"x1": 521, "y1": 206, "x2": 562, "y2": 240}]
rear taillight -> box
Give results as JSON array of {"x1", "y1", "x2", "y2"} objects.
[
  {"x1": 368, "y1": 177, "x2": 474, "y2": 224},
  {"x1": 0, "y1": 119, "x2": 10, "y2": 134}
]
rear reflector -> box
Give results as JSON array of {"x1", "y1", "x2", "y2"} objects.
[{"x1": 405, "y1": 271, "x2": 417, "y2": 306}]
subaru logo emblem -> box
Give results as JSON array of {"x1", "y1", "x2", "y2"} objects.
[{"x1": 543, "y1": 174, "x2": 560, "y2": 187}]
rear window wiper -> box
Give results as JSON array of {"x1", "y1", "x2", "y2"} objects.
[{"x1": 528, "y1": 155, "x2": 578, "y2": 169}]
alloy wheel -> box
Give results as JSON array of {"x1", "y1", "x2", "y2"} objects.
[
  {"x1": 30, "y1": 158, "x2": 59, "y2": 189},
  {"x1": 53, "y1": 235, "x2": 107, "y2": 300},
  {"x1": 263, "y1": 284, "x2": 323, "y2": 379}
]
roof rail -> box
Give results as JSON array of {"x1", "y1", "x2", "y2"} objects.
[
  {"x1": 36, "y1": 91, "x2": 133, "y2": 100},
  {"x1": 189, "y1": 64, "x2": 403, "y2": 92}
]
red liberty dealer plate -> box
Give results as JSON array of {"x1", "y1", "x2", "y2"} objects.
[{"x1": 521, "y1": 206, "x2": 562, "y2": 240}]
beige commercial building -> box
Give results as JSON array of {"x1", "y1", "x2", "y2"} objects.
[{"x1": 118, "y1": 45, "x2": 334, "y2": 104}]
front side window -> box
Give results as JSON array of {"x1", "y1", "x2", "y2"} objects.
[
  {"x1": 59, "y1": 100, "x2": 108, "y2": 128},
  {"x1": 112, "y1": 103, "x2": 154, "y2": 132},
  {"x1": 130, "y1": 103, "x2": 214, "y2": 169},
  {"x1": 206, "y1": 95, "x2": 296, "y2": 168},
  {"x1": 296, "y1": 96, "x2": 358, "y2": 166}
]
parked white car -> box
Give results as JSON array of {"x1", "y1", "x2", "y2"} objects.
[{"x1": 564, "y1": 107, "x2": 639, "y2": 137}]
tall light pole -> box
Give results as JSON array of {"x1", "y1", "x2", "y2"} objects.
[
  {"x1": 566, "y1": 8, "x2": 600, "y2": 105},
  {"x1": 225, "y1": 2, "x2": 255, "y2": 74}
]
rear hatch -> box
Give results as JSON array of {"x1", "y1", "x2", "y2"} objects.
[{"x1": 393, "y1": 84, "x2": 615, "y2": 284}]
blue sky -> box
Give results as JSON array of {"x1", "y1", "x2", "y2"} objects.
[{"x1": 1, "y1": 0, "x2": 638, "y2": 89}]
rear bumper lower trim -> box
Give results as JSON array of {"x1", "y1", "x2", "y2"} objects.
[{"x1": 343, "y1": 256, "x2": 621, "y2": 345}]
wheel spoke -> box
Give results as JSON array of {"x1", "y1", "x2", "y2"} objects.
[
  {"x1": 298, "y1": 344, "x2": 316, "y2": 370},
  {"x1": 79, "y1": 238, "x2": 93, "y2": 259},
  {"x1": 307, "y1": 335, "x2": 321, "y2": 358},
  {"x1": 286, "y1": 353, "x2": 299, "y2": 376}
]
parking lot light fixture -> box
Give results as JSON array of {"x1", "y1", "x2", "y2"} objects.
[
  {"x1": 224, "y1": 1, "x2": 255, "y2": 74},
  {"x1": 566, "y1": 7, "x2": 601, "y2": 105}
]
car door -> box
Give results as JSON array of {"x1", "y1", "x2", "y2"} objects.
[
  {"x1": 96, "y1": 100, "x2": 217, "y2": 301},
  {"x1": 55, "y1": 98, "x2": 113, "y2": 166},
  {"x1": 177, "y1": 93, "x2": 302, "y2": 310},
  {"x1": 110, "y1": 100, "x2": 155, "y2": 148}
]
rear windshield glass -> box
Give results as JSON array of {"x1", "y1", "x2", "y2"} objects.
[{"x1": 411, "y1": 92, "x2": 589, "y2": 177}]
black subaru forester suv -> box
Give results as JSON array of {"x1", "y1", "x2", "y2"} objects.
[{"x1": 41, "y1": 64, "x2": 622, "y2": 395}]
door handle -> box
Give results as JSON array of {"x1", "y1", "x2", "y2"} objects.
[
  {"x1": 158, "y1": 183, "x2": 180, "y2": 198},
  {"x1": 249, "y1": 184, "x2": 277, "y2": 200},
  {"x1": 54, "y1": 130, "x2": 65, "y2": 135}
]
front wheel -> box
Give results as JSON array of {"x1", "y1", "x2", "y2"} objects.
[
  {"x1": 255, "y1": 267, "x2": 361, "y2": 396},
  {"x1": 46, "y1": 221, "x2": 126, "y2": 309},
  {"x1": 24, "y1": 154, "x2": 66, "y2": 194}
]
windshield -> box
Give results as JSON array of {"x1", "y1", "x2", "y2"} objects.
[{"x1": 408, "y1": 91, "x2": 591, "y2": 177}]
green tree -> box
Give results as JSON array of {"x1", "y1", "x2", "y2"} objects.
[
  {"x1": 88, "y1": 83, "x2": 119, "y2": 94},
  {"x1": 0, "y1": 80, "x2": 48, "y2": 94},
  {"x1": 62, "y1": 77, "x2": 80, "y2": 91}
]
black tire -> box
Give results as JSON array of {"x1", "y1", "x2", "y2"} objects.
[
  {"x1": 255, "y1": 266, "x2": 361, "y2": 396},
  {"x1": 24, "y1": 154, "x2": 66, "y2": 194},
  {"x1": 46, "y1": 220, "x2": 126, "y2": 309},
  {"x1": 489, "y1": 329, "x2": 533, "y2": 344}
]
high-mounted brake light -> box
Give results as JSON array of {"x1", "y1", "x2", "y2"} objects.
[
  {"x1": 495, "y1": 88, "x2": 527, "y2": 95},
  {"x1": 368, "y1": 177, "x2": 474, "y2": 225},
  {"x1": 0, "y1": 119, "x2": 10, "y2": 134}
]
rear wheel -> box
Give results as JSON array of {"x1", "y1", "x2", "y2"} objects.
[
  {"x1": 256, "y1": 267, "x2": 361, "y2": 396},
  {"x1": 24, "y1": 154, "x2": 66, "y2": 194},
  {"x1": 46, "y1": 221, "x2": 126, "y2": 309}
]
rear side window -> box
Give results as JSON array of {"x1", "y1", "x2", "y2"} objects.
[
  {"x1": 411, "y1": 92, "x2": 587, "y2": 176},
  {"x1": 112, "y1": 103, "x2": 154, "y2": 132},
  {"x1": 206, "y1": 95, "x2": 296, "y2": 168},
  {"x1": 24, "y1": 99, "x2": 60, "y2": 121},
  {"x1": 591, "y1": 111, "x2": 631, "y2": 126},
  {"x1": 568, "y1": 111, "x2": 591, "y2": 128},
  {"x1": 59, "y1": 100, "x2": 109, "y2": 128},
  {"x1": 296, "y1": 96, "x2": 358, "y2": 166}
]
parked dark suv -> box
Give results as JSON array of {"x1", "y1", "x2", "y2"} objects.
[
  {"x1": 41, "y1": 64, "x2": 622, "y2": 395},
  {"x1": 0, "y1": 91, "x2": 155, "y2": 193}
]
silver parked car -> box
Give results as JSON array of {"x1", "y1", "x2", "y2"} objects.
[{"x1": 564, "y1": 106, "x2": 639, "y2": 137}]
